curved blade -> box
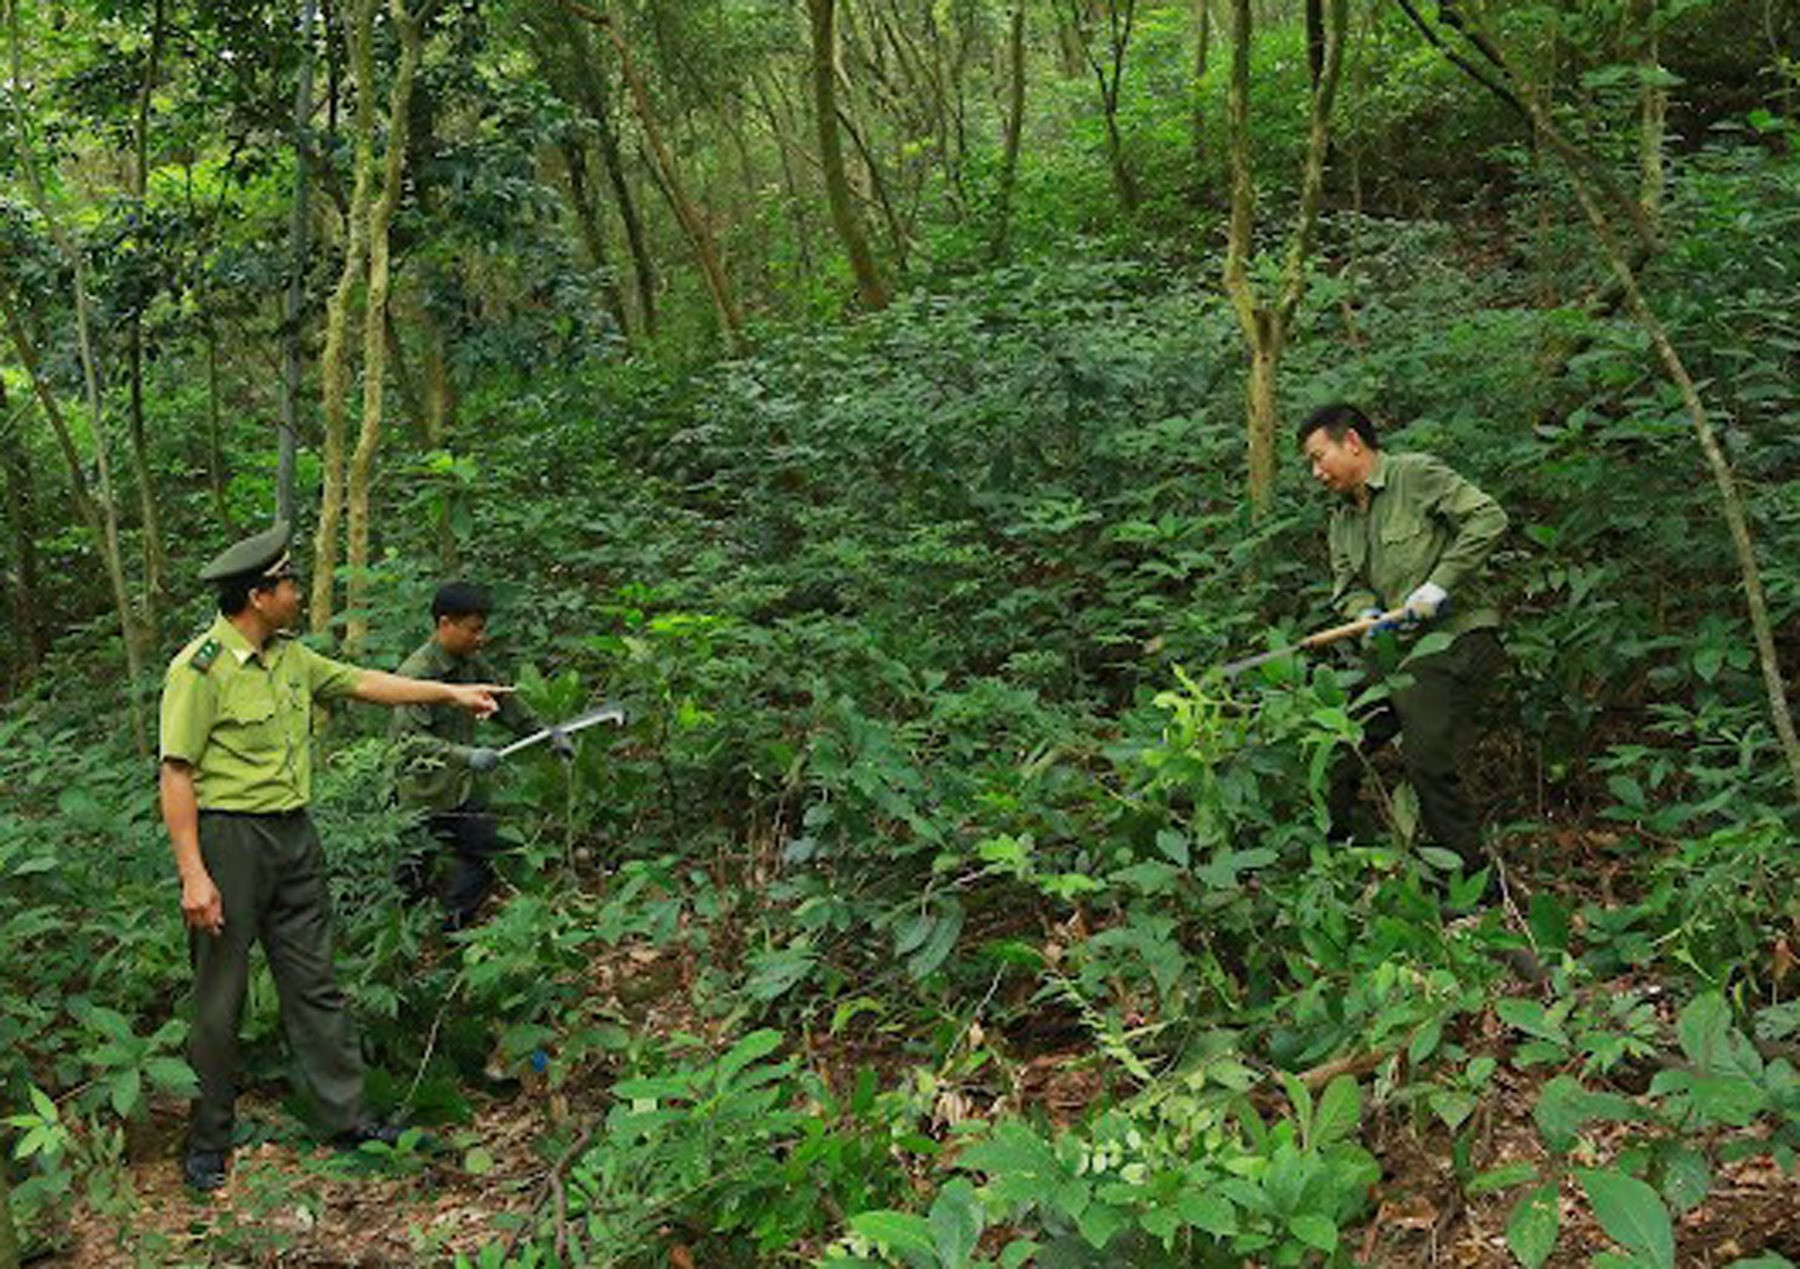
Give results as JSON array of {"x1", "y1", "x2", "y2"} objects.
[{"x1": 498, "y1": 703, "x2": 628, "y2": 759}]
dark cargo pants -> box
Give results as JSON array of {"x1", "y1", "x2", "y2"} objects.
[
  {"x1": 188, "y1": 809, "x2": 366, "y2": 1152},
  {"x1": 395, "y1": 808, "x2": 505, "y2": 931},
  {"x1": 1328, "y1": 628, "x2": 1507, "y2": 868}
]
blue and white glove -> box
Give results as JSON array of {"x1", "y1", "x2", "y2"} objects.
[
  {"x1": 1402, "y1": 582, "x2": 1450, "y2": 625},
  {"x1": 1358, "y1": 607, "x2": 1394, "y2": 644}
]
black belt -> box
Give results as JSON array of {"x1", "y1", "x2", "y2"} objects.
[{"x1": 198, "y1": 806, "x2": 308, "y2": 820}]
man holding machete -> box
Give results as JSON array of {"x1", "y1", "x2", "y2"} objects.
[
  {"x1": 390, "y1": 582, "x2": 566, "y2": 931},
  {"x1": 1298, "y1": 404, "x2": 1510, "y2": 879}
]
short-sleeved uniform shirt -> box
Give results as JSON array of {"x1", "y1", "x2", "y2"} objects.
[
  {"x1": 160, "y1": 615, "x2": 362, "y2": 812},
  {"x1": 1328, "y1": 450, "x2": 1508, "y2": 638}
]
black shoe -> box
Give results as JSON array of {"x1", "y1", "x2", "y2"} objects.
[
  {"x1": 183, "y1": 1148, "x2": 228, "y2": 1192},
  {"x1": 332, "y1": 1122, "x2": 405, "y2": 1151}
]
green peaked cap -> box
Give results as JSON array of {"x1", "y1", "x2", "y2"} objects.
[{"x1": 198, "y1": 519, "x2": 293, "y2": 582}]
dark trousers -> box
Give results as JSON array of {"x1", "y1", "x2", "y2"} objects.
[
  {"x1": 396, "y1": 808, "x2": 505, "y2": 930},
  {"x1": 188, "y1": 810, "x2": 366, "y2": 1152},
  {"x1": 1328, "y1": 629, "x2": 1507, "y2": 867}
]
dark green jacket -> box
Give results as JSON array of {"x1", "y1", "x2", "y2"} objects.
[
  {"x1": 1328, "y1": 450, "x2": 1508, "y2": 637},
  {"x1": 389, "y1": 639, "x2": 538, "y2": 812}
]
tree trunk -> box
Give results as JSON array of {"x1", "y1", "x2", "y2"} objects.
[
  {"x1": 558, "y1": 136, "x2": 635, "y2": 343},
  {"x1": 569, "y1": 2, "x2": 742, "y2": 346},
  {"x1": 278, "y1": 0, "x2": 319, "y2": 525},
  {"x1": 1304, "y1": 0, "x2": 1324, "y2": 88},
  {"x1": 753, "y1": 71, "x2": 817, "y2": 286},
  {"x1": 1400, "y1": 0, "x2": 1800, "y2": 804},
  {"x1": 1533, "y1": 99, "x2": 1800, "y2": 804},
  {"x1": 6, "y1": 0, "x2": 147, "y2": 749},
  {"x1": 0, "y1": 282, "x2": 146, "y2": 751},
  {"x1": 310, "y1": 0, "x2": 378, "y2": 637},
  {"x1": 344, "y1": 0, "x2": 434, "y2": 656},
  {"x1": 990, "y1": 0, "x2": 1027, "y2": 261},
  {"x1": 1079, "y1": 0, "x2": 1141, "y2": 214},
  {"x1": 1222, "y1": 0, "x2": 1344, "y2": 515},
  {"x1": 585, "y1": 49, "x2": 659, "y2": 339},
  {"x1": 419, "y1": 307, "x2": 459, "y2": 571},
  {"x1": 811, "y1": 0, "x2": 889, "y2": 310},
  {"x1": 1637, "y1": 6, "x2": 1666, "y2": 230},
  {"x1": 124, "y1": 0, "x2": 168, "y2": 644},
  {"x1": 1192, "y1": 0, "x2": 1211, "y2": 181},
  {"x1": 0, "y1": 379, "x2": 45, "y2": 670},
  {"x1": 204, "y1": 325, "x2": 232, "y2": 529}
]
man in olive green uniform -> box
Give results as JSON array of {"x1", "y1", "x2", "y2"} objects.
[
  {"x1": 1298, "y1": 404, "x2": 1509, "y2": 872},
  {"x1": 159, "y1": 521, "x2": 509, "y2": 1192},
  {"x1": 390, "y1": 582, "x2": 560, "y2": 930}
]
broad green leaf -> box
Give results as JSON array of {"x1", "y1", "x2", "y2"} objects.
[
  {"x1": 850, "y1": 1210, "x2": 938, "y2": 1269},
  {"x1": 464, "y1": 1147, "x2": 496, "y2": 1176},
  {"x1": 1578, "y1": 1168, "x2": 1675, "y2": 1269},
  {"x1": 1176, "y1": 1189, "x2": 1238, "y2": 1237},
  {"x1": 716, "y1": 1028, "x2": 784, "y2": 1089},
  {"x1": 1289, "y1": 1212, "x2": 1338, "y2": 1252},
  {"x1": 1505, "y1": 1184, "x2": 1560, "y2": 1269},
  {"x1": 999, "y1": 1240, "x2": 1040, "y2": 1269},
  {"x1": 908, "y1": 899, "x2": 965, "y2": 978},
  {"x1": 1659, "y1": 1146, "x2": 1711, "y2": 1214},
  {"x1": 960, "y1": 1123, "x2": 1063, "y2": 1206},
  {"x1": 1467, "y1": 1161, "x2": 1539, "y2": 1196},
  {"x1": 929, "y1": 1179, "x2": 985, "y2": 1269},
  {"x1": 1313, "y1": 1075, "x2": 1362, "y2": 1146}
]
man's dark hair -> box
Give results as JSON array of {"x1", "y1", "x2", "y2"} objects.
[
  {"x1": 1297, "y1": 403, "x2": 1380, "y2": 450},
  {"x1": 433, "y1": 581, "x2": 493, "y2": 623},
  {"x1": 218, "y1": 573, "x2": 280, "y2": 617}
]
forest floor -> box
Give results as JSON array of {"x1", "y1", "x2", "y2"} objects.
[{"x1": 43, "y1": 860, "x2": 1800, "y2": 1268}]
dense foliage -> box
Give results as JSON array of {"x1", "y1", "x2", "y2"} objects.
[{"x1": 2, "y1": 0, "x2": 1799, "y2": 1264}]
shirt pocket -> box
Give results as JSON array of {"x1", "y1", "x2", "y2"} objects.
[
  {"x1": 219, "y1": 681, "x2": 279, "y2": 738},
  {"x1": 1377, "y1": 511, "x2": 1437, "y2": 587}
]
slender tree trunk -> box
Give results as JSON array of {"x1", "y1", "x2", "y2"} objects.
[
  {"x1": 6, "y1": 0, "x2": 146, "y2": 750},
  {"x1": 1636, "y1": 4, "x2": 1666, "y2": 230},
  {"x1": 419, "y1": 307, "x2": 459, "y2": 571},
  {"x1": 811, "y1": 0, "x2": 889, "y2": 310},
  {"x1": 204, "y1": 326, "x2": 232, "y2": 529},
  {"x1": 124, "y1": 0, "x2": 168, "y2": 641},
  {"x1": 1085, "y1": 0, "x2": 1140, "y2": 213},
  {"x1": 1399, "y1": 1, "x2": 1800, "y2": 803},
  {"x1": 1531, "y1": 99, "x2": 1800, "y2": 803},
  {"x1": 1192, "y1": 0, "x2": 1211, "y2": 182},
  {"x1": 580, "y1": 44, "x2": 660, "y2": 338},
  {"x1": 0, "y1": 380, "x2": 45, "y2": 669},
  {"x1": 754, "y1": 71, "x2": 817, "y2": 286},
  {"x1": 568, "y1": 2, "x2": 741, "y2": 346},
  {"x1": 0, "y1": 283, "x2": 146, "y2": 750},
  {"x1": 990, "y1": 0, "x2": 1028, "y2": 261},
  {"x1": 344, "y1": 0, "x2": 435, "y2": 656},
  {"x1": 558, "y1": 136, "x2": 635, "y2": 342},
  {"x1": 1223, "y1": 0, "x2": 1344, "y2": 513},
  {"x1": 278, "y1": 0, "x2": 319, "y2": 524},
  {"x1": 1304, "y1": 0, "x2": 1324, "y2": 88},
  {"x1": 311, "y1": 0, "x2": 378, "y2": 636}
]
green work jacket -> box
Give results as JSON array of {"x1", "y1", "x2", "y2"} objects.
[
  {"x1": 1328, "y1": 450, "x2": 1508, "y2": 637},
  {"x1": 159, "y1": 616, "x2": 362, "y2": 812},
  {"x1": 389, "y1": 638, "x2": 537, "y2": 813}
]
